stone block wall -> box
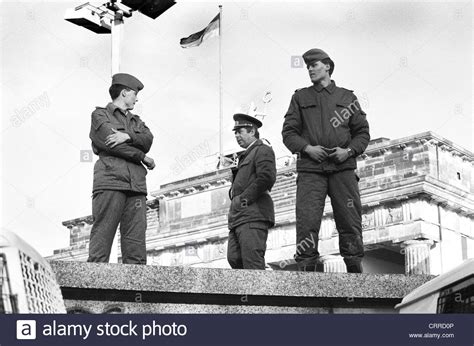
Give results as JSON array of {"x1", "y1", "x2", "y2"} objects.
[{"x1": 357, "y1": 141, "x2": 430, "y2": 191}]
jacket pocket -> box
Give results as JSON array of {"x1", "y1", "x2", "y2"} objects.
[
  {"x1": 92, "y1": 190, "x2": 103, "y2": 199},
  {"x1": 229, "y1": 198, "x2": 260, "y2": 224},
  {"x1": 109, "y1": 122, "x2": 126, "y2": 131},
  {"x1": 100, "y1": 156, "x2": 129, "y2": 182},
  {"x1": 232, "y1": 160, "x2": 254, "y2": 196},
  {"x1": 132, "y1": 122, "x2": 143, "y2": 133},
  {"x1": 231, "y1": 195, "x2": 245, "y2": 212},
  {"x1": 300, "y1": 101, "x2": 318, "y2": 122},
  {"x1": 101, "y1": 156, "x2": 116, "y2": 171},
  {"x1": 300, "y1": 101, "x2": 317, "y2": 110},
  {"x1": 249, "y1": 222, "x2": 269, "y2": 231},
  {"x1": 238, "y1": 158, "x2": 252, "y2": 168},
  {"x1": 299, "y1": 101, "x2": 319, "y2": 142}
]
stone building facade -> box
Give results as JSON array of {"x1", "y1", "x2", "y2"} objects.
[{"x1": 49, "y1": 131, "x2": 474, "y2": 275}]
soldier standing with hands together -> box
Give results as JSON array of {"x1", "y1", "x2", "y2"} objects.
[{"x1": 282, "y1": 49, "x2": 370, "y2": 273}]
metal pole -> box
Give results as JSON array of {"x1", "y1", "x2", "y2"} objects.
[
  {"x1": 218, "y1": 5, "x2": 223, "y2": 166},
  {"x1": 111, "y1": 11, "x2": 123, "y2": 75},
  {"x1": 110, "y1": 10, "x2": 123, "y2": 263}
]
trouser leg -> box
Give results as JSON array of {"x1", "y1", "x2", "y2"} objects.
[
  {"x1": 328, "y1": 170, "x2": 364, "y2": 273},
  {"x1": 119, "y1": 192, "x2": 147, "y2": 265},
  {"x1": 295, "y1": 172, "x2": 328, "y2": 271},
  {"x1": 227, "y1": 229, "x2": 243, "y2": 269},
  {"x1": 88, "y1": 190, "x2": 126, "y2": 263},
  {"x1": 235, "y1": 222, "x2": 269, "y2": 270}
]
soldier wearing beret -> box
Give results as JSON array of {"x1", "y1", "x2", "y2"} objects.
[
  {"x1": 87, "y1": 73, "x2": 155, "y2": 265},
  {"x1": 282, "y1": 48, "x2": 370, "y2": 273},
  {"x1": 227, "y1": 114, "x2": 277, "y2": 270}
]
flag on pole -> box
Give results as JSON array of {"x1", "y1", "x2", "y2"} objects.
[{"x1": 180, "y1": 14, "x2": 220, "y2": 48}]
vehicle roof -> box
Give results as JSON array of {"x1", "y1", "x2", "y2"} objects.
[
  {"x1": 395, "y1": 258, "x2": 474, "y2": 310},
  {"x1": 0, "y1": 230, "x2": 49, "y2": 268}
]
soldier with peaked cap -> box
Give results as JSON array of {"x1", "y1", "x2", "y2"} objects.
[
  {"x1": 87, "y1": 73, "x2": 155, "y2": 265},
  {"x1": 282, "y1": 48, "x2": 370, "y2": 273},
  {"x1": 227, "y1": 113, "x2": 277, "y2": 270}
]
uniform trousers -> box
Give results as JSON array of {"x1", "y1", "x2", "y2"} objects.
[
  {"x1": 295, "y1": 170, "x2": 364, "y2": 272},
  {"x1": 227, "y1": 221, "x2": 269, "y2": 270},
  {"x1": 87, "y1": 190, "x2": 147, "y2": 264}
]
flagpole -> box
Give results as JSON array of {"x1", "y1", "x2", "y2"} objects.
[{"x1": 218, "y1": 4, "x2": 223, "y2": 166}]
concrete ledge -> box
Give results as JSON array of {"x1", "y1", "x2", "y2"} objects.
[{"x1": 50, "y1": 261, "x2": 434, "y2": 314}]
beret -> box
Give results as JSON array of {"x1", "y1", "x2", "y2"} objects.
[
  {"x1": 302, "y1": 48, "x2": 330, "y2": 65},
  {"x1": 111, "y1": 73, "x2": 144, "y2": 92}
]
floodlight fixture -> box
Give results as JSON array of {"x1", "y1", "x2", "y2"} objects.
[
  {"x1": 64, "y1": 0, "x2": 176, "y2": 75},
  {"x1": 105, "y1": 1, "x2": 133, "y2": 18},
  {"x1": 64, "y1": 2, "x2": 113, "y2": 34},
  {"x1": 120, "y1": 0, "x2": 175, "y2": 19}
]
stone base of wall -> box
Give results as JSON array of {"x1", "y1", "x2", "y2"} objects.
[{"x1": 50, "y1": 261, "x2": 434, "y2": 314}]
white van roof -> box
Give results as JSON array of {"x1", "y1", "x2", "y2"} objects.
[
  {"x1": 395, "y1": 258, "x2": 474, "y2": 310},
  {"x1": 0, "y1": 230, "x2": 49, "y2": 267}
]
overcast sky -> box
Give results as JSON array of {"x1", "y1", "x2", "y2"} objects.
[{"x1": 1, "y1": 0, "x2": 472, "y2": 256}]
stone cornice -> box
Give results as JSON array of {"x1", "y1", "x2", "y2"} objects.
[
  {"x1": 362, "y1": 131, "x2": 473, "y2": 160},
  {"x1": 422, "y1": 176, "x2": 474, "y2": 215},
  {"x1": 357, "y1": 175, "x2": 473, "y2": 216},
  {"x1": 152, "y1": 169, "x2": 233, "y2": 198},
  {"x1": 146, "y1": 219, "x2": 228, "y2": 250},
  {"x1": 153, "y1": 172, "x2": 233, "y2": 199},
  {"x1": 152, "y1": 165, "x2": 299, "y2": 200},
  {"x1": 62, "y1": 198, "x2": 160, "y2": 227},
  {"x1": 62, "y1": 215, "x2": 94, "y2": 228},
  {"x1": 45, "y1": 247, "x2": 88, "y2": 261}
]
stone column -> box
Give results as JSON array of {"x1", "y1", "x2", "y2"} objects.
[
  {"x1": 402, "y1": 239, "x2": 434, "y2": 275},
  {"x1": 319, "y1": 220, "x2": 333, "y2": 239},
  {"x1": 320, "y1": 255, "x2": 346, "y2": 273}
]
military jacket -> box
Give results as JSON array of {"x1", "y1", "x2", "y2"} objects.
[
  {"x1": 282, "y1": 81, "x2": 370, "y2": 172},
  {"x1": 89, "y1": 103, "x2": 153, "y2": 194}
]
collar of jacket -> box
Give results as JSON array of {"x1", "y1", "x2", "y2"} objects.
[
  {"x1": 238, "y1": 139, "x2": 263, "y2": 162},
  {"x1": 106, "y1": 102, "x2": 139, "y2": 120},
  {"x1": 313, "y1": 80, "x2": 336, "y2": 94}
]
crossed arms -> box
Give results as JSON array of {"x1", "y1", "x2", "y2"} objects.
[{"x1": 90, "y1": 110, "x2": 155, "y2": 169}]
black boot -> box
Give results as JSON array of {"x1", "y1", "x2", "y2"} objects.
[
  {"x1": 346, "y1": 263, "x2": 363, "y2": 273},
  {"x1": 296, "y1": 258, "x2": 324, "y2": 272}
]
